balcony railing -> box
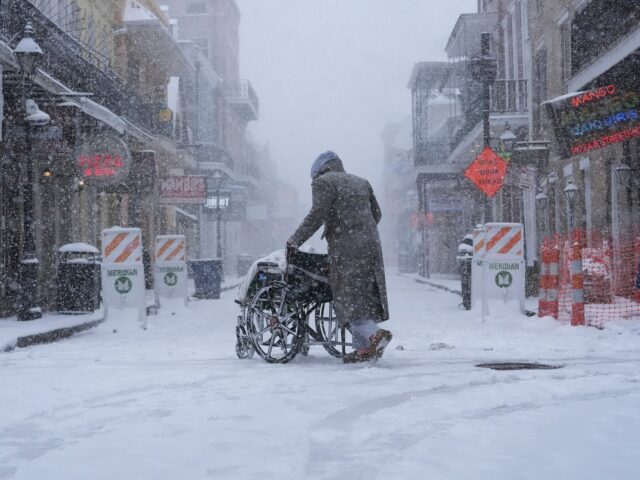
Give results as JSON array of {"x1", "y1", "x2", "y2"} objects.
[
  {"x1": 490, "y1": 79, "x2": 528, "y2": 114},
  {"x1": 225, "y1": 79, "x2": 259, "y2": 121},
  {"x1": 414, "y1": 140, "x2": 450, "y2": 167},
  {"x1": 0, "y1": 0, "x2": 168, "y2": 136}
]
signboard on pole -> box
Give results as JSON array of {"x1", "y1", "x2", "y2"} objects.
[
  {"x1": 101, "y1": 227, "x2": 146, "y2": 324},
  {"x1": 154, "y1": 235, "x2": 188, "y2": 304},
  {"x1": 544, "y1": 84, "x2": 640, "y2": 158},
  {"x1": 464, "y1": 147, "x2": 508, "y2": 198},
  {"x1": 158, "y1": 176, "x2": 207, "y2": 205}
]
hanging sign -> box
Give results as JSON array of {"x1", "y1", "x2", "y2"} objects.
[
  {"x1": 158, "y1": 176, "x2": 207, "y2": 205},
  {"x1": 544, "y1": 84, "x2": 640, "y2": 158},
  {"x1": 74, "y1": 135, "x2": 131, "y2": 185},
  {"x1": 464, "y1": 147, "x2": 508, "y2": 198},
  {"x1": 154, "y1": 235, "x2": 188, "y2": 303}
]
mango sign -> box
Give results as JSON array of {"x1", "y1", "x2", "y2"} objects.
[
  {"x1": 464, "y1": 147, "x2": 508, "y2": 198},
  {"x1": 544, "y1": 84, "x2": 640, "y2": 158}
]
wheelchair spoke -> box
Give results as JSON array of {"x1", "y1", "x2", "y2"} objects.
[
  {"x1": 254, "y1": 323, "x2": 271, "y2": 336},
  {"x1": 267, "y1": 331, "x2": 276, "y2": 357}
]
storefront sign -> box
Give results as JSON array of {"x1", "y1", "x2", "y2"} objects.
[
  {"x1": 464, "y1": 147, "x2": 508, "y2": 198},
  {"x1": 74, "y1": 135, "x2": 131, "y2": 184},
  {"x1": 158, "y1": 176, "x2": 207, "y2": 205},
  {"x1": 545, "y1": 84, "x2": 640, "y2": 158}
]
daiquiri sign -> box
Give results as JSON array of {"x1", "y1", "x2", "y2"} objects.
[{"x1": 544, "y1": 84, "x2": 640, "y2": 158}]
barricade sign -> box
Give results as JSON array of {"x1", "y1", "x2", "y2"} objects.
[
  {"x1": 481, "y1": 223, "x2": 526, "y2": 314},
  {"x1": 101, "y1": 227, "x2": 146, "y2": 324},
  {"x1": 471, "y1": 225, "x2": 485, "y2": 309},
  {"x1": 154, "y1": 235, "x2": 188, "y2": 304}
]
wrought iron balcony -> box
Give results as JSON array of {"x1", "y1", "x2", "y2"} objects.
[
  {"x1": 225, "y1": 79, "x2": 259, "y2": 121},
  {"x1": 490, "y1": 79, "x2": 528, "y2": 114},
  {"x1": 0, "y1": 0, "x2": 170, "y2": 136},
  {"x1": 414, "y1": 140, "x2": 450, "y2": 167}
]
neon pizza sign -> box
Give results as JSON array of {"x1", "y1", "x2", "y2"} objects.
[
  {"x1": 545, "y1": 84, "x2": 640, "y2": 158},
  {"x1": 74, "y1": 135, "x2": 131, "y2": 184}
]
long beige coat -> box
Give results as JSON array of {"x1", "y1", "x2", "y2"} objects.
[{"x1": 288, "y1": 161, "x2": 389, "y2": 325}]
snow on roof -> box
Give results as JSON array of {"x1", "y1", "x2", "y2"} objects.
[{"x1": 58, "y1": 242, "x2": 99, "y2": 254}]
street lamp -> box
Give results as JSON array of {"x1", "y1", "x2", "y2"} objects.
[
  {"x1": 13, "y1": 23, "x2": 43, "y2": 81},
  {"x1": 14, "y1": 22, "x2": 48, "y2": 321},
  {"x1": 535, "y1": 190, "x2": 549, "y2": 210},
  {"x1": 564, "y1": 181, "x2": 578, "y2": 232},
  {"x1": 499, "y1": 122, "x2": 517, "y2": 154},
  {"x1": 615, "y1": 162, "x2": 632, "y2": 187}
]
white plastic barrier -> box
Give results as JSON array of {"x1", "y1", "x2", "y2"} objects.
[
  {"x1": 101, "y1": 227, "x2": 146, "y2": 325},
  {"x1": 154, "y1": 235, "x2": 188, "y2": 305},
  {"x1": 481, "y1": 223, "x2": 526, "y2": 317},
  {"x1": 471, "y1": 225, "x2": 485, "y2": 309}
]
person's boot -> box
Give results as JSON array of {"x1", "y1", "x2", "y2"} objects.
[
  {"x1": 342, "y1": 348, "x2": 375, "y2": 364},
  {"x1": 369, "y1": 329, "x2": 393, "y2": 359}
]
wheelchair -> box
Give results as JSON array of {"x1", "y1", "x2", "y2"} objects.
[{"x1": 235, "y1": 250, "x2": 352, "y2": 363}]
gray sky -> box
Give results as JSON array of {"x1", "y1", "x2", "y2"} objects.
[{"x1": 237, "y1": 0, "x2": 478, "y2": 196}]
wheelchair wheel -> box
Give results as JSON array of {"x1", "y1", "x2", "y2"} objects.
[
  {"x1": 235, "y1": 325, "x2": 254, "y2": 359},
  {"x1": 314, "y1": 303, "x2": 352, "y2": 358},
  {"x1": 248, "y1": 283, "x2": 304, "y2": 363}
]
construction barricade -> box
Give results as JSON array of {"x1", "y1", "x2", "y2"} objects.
[
  {"x1": 154, "y1": 235, "x2": 188, "y2": 306},
  {"x1": 541, "y1": 230, "x2": 640, "y2": 328},
  {"x1": 101, "y1": 227, "x2": 146, "y2": 325},
  {"x1": 471, "y1": 223, "x2": 526, "y2": 318}
]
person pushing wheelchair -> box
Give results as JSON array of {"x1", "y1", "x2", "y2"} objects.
[{"x1": 287, "y1": 151, "x2": 392, "y2": 363}]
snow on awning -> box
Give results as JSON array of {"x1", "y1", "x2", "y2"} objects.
[{"x1": 174, "y1": 207, "x2": 198, "y2": 222}]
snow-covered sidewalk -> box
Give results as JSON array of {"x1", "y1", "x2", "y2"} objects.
[
  {"x1": 1, "y1": 273, "x2": 640, "y2": 479},
  {"x1": 0, "y1": 309, "x2": 105, "y2": 352}
]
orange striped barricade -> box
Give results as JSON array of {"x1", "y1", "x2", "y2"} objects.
[
  {"x1": 101, "y1": 227, "x2": 146, "y2": 324},
  {"x1": 537, "y1": 237, "x2": 560, "y2": 319},
  {"x1": 482, "y1": 223, "x2": 526, "y2": 316},
  {"x1": 471, "y1": 225, "x2": 485, "y2": 309},
  {"x1": 154, "y1": 235, "x2": 188, "y2": 305}
]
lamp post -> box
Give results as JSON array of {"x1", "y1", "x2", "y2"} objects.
[
  {"x1": 211, "y1": 170, "x2": 224, "y2": 260},
  {"x1": 14, "y1": 22, "x2": 48, "y2": 321},
  {"x1": 564, "y1": 181, "x2": 578, "y2": 233},
  {"x1": 536, "y1": 190, "x2": 550, "y2": 238}
]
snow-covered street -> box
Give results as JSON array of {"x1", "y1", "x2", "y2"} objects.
[{"x1": 2, "y1": 274, "x2": 640, "y2": 480}]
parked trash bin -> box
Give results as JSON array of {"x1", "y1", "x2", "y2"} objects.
[
  {"x1": 457, "y1": 234, "x2": 474, "y2": 310},
  {"x1": 188, "y1": 259, "x2": 224, "y2": 299},
  {"x1": 237, "y1": 253, "x2": 253, "y2": 277},
  {"x1": 57, "y1": 243, "x2": 100, "y2": 314}
]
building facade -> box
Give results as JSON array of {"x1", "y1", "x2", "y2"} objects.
[
  {"x1": 0, "y1": 0, "x2": 255, "y2": 317},
  {"x1": 406, "y1": 0, "x2": 640, "y2": 301}
]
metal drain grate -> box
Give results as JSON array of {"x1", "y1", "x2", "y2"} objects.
[{"x1": 476, "y1": 362, "x2": 563, "y2": 371}]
